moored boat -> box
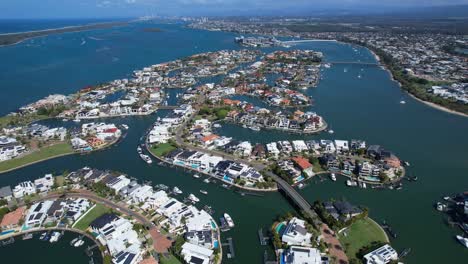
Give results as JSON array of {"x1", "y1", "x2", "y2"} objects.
[
  {"x1": 173, "y1": 187, "x2": 182, "y2": 194},
  {"x1": 330, "y1": 173, "x2": 336, "y2": 181},
  {"x1": 140, "y1": 154, "x2": 152, "y2": 164},
  {"x1": 200, "y1": 190, "x2": 208, "y2": 195},
  {"x1": 456, "y1": 235, "x2": 468, "y2": 248},
  {"x1": 224, "y1": 213, "x2": 235, "y2": 228},
  {"x1": 188, "y1": 194, "x2": 200, "y2": 203}
]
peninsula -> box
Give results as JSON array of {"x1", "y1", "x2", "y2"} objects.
[{"x1": 0, "y1": 21, "x2": 128, "y2": 47}]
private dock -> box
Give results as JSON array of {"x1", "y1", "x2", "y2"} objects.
[
  {"x1": 258, "y1": 228, "x2": 269, "y2": 246},
  {"x1": 223, "y1": 237, "x2": 235, "y2": 259}
]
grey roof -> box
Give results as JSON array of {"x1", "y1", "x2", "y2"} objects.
[{"x1": 0, "y1": 186, "x2": 12, "y2": 198}]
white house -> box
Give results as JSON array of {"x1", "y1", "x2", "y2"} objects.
[
  {"x1": 283, "y1": 246, "x2": 324, "y2": 264},
  {"x1": 181, "y1": 242, "x2": 213, "y2": 264},
  {"x1": 363, "y1": 244, "x2": 398, "y2": 264},
  {"x1": 281, "y1": 217, "x2": 313, "y2": 246},
  {"x1": 34, "y1": 174, "x2": 54, "y2": 193},
  {"x1": 334, "y1": 140, "x2": 349, "y2": 153},
  {"x1": 13, "y1": 181, "x2": 36, "y2": 198}
]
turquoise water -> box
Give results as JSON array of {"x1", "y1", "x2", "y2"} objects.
[{"x1": 0, "y1": 21, "x2": 467, "y2": 263}]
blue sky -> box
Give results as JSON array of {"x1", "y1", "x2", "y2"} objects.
[{"x1": 1, "y1": 0, "x2": 468, "y2": 18}]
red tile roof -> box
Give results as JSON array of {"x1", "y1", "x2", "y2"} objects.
[{"x1": 292, "y1": 156, "x2": 313, "y2": 170}]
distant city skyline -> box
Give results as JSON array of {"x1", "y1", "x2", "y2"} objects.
[{"x1": 1, "y1": 0, "x2": 468, "y2": 18}]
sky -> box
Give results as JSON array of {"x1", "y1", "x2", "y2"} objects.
[{"x1": 1, "y1": 0, "x2": 468, "y2": 19}]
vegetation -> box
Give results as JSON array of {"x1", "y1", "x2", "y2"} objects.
[
  {"x1": 0, "y1": 207, "x2": 10, "y2": 222},
  {"x1": 339, "y1": 218, "x2": 388, "y2": 262},
  {"x1": 73, "y1": 204, "x2": 111, "y2": 230},
  {"x1": 150, "y1": 142, "x2": 177, "y2": 157},
  {"x1": 0, "y1": 113, "x2": 49, "y2": 129},
  {"x1": 159, "y1": 254, "x2": 182, "y2": 264},
  {"x1": 0, "y1": 142, "x2": 74, "y2": 173},
  {"x1": 198, "y1": 106, "x2": 232, "y2": 120},
  {"x1": 271, "y1": 164, "x2": 294, "y2": 184}
]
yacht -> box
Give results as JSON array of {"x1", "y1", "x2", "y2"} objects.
[
  {"x1": 193, "y1": 174, "x2": 201, "y2": 179},
  {"x1": 49, "y1": 232, "x2": 61, "y2": 243},
  {"x1": 400, "y1": 100, "x2": 406, "y2": 104},
  {"x1": 298, "y1": 183, "x2": 305, "y2": 189},
  {"x1": 213, "y1": 123, "x2": 222, "y2": 128},
  {"x1": 328, "y1": 129, "x2": 334, "y2": 134},
  {"x1": 200, "y1": 190, "x2": 208, "y2": 195},
  {"x1": 140, "y1": 154, "x2": 152, "y2": 164},
  {"x1": 203, "y1": 178, "x2": 210, "y2": 183},
  {"x1": 137, "y1": 146, "x2": 142, "y2": 154},
  {"x1": 121, "y1": 124, "x2": 129, "y2": 130},
  {"x1": 456, "y1": 235, "x2": 468, "y2": 248},
  {"x1": 73, "y1": 239, "x2": 85, "y2": 247},
  {"x1": 188, "y1": 194, "x2": 200, "y2": 203},
  {"x1": 346, "y1": 180, "x2": 357, "y2": 187},
  {"x1": 39, "y1": 232, "x2": 48, "y2": 241},
  {"x1": 249, "y1": 126, "x2": 261, "y2": 132},
  {"x1": 224, "y1": 213, "x2": 235, "y2": 228},
  {"x1": 173, "y1": 187, "x2": 183, "y2": 195},
  {"x1": 73, "y1": 118, "x2": 81, "y2": 123},
  {"x1": 436, "y1": 202, "x2": 447, "y2": 212},
  {"x1": 330, "y1": 173, "x2": 337, "y2": 181}
]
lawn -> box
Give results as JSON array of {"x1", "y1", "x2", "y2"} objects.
[
  {"x1": 338, "y1": 218, "x2": 388, "y2": 261},
  {"x1": 0, "y1": 114, "x2": 49, "y2": 129},
  {"x1": 150, "y1": 143, "x2": 176, "y2": 157},
  {"x1": 72, "y1": 204, "x2": 111, "y2": 230},
  {"x1": 0, "y1": 142, "x2": 74, "y2": 173},
  {"x1": 159, "y1": 254, "x2": 182, "y2": 264}
]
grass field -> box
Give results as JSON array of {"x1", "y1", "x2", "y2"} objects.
[
  {"x1": 0, "y1": 142, "x2": 74, "y2": 173},
  {"x1": 0, "y1": 114, "x2": 49, "y2": 129},
  {"x1": 73, "y1": 204, "x2": 111, "y2": 230},
  {"x1": 150, "y1": 143, "x2": 176, "y2": 157},
  {"x1": 339, "y1": 218, "x2": 388, "y2": 261},
  {"x1": 159, "y1": 254, "x2": 182, "y2": 264}
]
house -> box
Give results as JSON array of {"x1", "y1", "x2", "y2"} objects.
[
  {"x1": 266, "y1": 142, "x2": 280, "y2": 156},
  {"x1": 363, "y1": 244, "x2": 398, "y2": 264},
  {"x1": 181, "y1": 242, "x2": 214, "y2": 264},
  {"x1": 106, "y1": 175, "x2": 131, "y2": 193},
  {"x1": 25, "y1": 200, "x2": 54, "y2": 227},
  {"x1": 292, "y1": 140, "x2": 308, "y2": 152},
  {"x1": 334, "y1": 140, "x2": 349, "y2": 153},
  {"x1": 283, "y1": 246, "x2": 327, "y2": 264},
  {"x1": 0, "y1": 206, "x2": 26, "y2": 230},
  {"x1": 333, "y1": 201, "x2": 363, "y2": 221},
  {"x1": 34, "y1": 174, "x2": 54, "y2": 193},
  {"x1": 0, "y1": 186, "x2": 13, "y2": 201},
  {"x1": 13, "y1": 181, "x2": 36, "y2": 198},
  {"x1": 367, "y1": 145, "x2": 383, "y2": 159},
  {"x1": 201, "y1": 134, "x2": 220, "y2": 147},
  {"x1": 291, "y1": 156, "x2": 314, "y2": 178},
  {"x1": 281, "y1": 217, "x2": 313, "y2": 246}
]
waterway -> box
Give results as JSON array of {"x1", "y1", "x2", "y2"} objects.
[
  {"x1": 0, "y1": 20, "x2": 467, "y2": 263},
  {"x1": 0, "y1": 231, "x2": 102, "y2": 263}
]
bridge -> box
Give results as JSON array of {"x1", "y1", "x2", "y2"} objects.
[
  {"x1": 283, "y1": 39, "x2": 337, "y2": 44},
  {"x1": 327, "y1": 61, "x2": 379, "y2": 66}
]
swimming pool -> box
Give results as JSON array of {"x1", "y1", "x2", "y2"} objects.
[{"x1": 0, "y1": 230, "x2": 15, "y2": 236}]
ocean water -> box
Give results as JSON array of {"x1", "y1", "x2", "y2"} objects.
[{"x1": 0, "y1": 20, "x2": 467, "y2": 264}]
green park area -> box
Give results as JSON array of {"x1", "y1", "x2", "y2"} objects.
[
  {"x1": 159, "y1": 254, "x2": 182, "y2": 264},
  {"x1": 0, "y1": 142, "x2": 74, "y2": 173},
  {"x1": 339, "y1": 218, "x2": 389, "y2": 262},
  {"x1": 73, "y1": 204, "x2": 111, "y2": 230},
  {"x1": 150, "y1": 143, "x2": 177, "y2": 157}
]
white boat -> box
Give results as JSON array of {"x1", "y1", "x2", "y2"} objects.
[
  {"x1": 39, "y1": 232, "x2": 47, "y2": 240},
  {"x1": 242, "y1": 124, "x2": 247, "y2": 128},
  {"x1": 73, "y1": 239, "x2": 85, "y2": 247},
  {"x1": 203, "y1": 178, "x2": 210, "y2": 183},
  {"x1": 193, "y1": 174, "x2": 201, "y2": 179},
  {"x1": 140, "y1": 154, "x2": 152, "y2": 164},
  {"x1": 330, "y1": 173, "x2": 337, "y2": 181},
  {"x1": 73, "y1": 119, "x2": 81, "y2": 123},
  {"x1": 200, "y1": 190, "x2": 208, "y2": 195},
  {"x1": 436, "y1": 202, "x2": 447, "y2": 212},
  {"x1": 121, "y1": 124, "x2": 129, "y2": 130},
  {"x1": 298, "y1": 183, "x2": 305, "y2": 189},
  {"x1": 49, "y1": 232, "x2": 61, "y2": 243},
  {"x1": 346, "y1": 180, "x2": 357, "y2": 187},
  {"x1": 62, "y1": 118, "x2": 69, "y2": 122},
  {"x1": 224, "y1": 213, "x2": 235, "y2": 228},
  {"x1": 328, "y1": 129, "x2": 334, "y2": 134},
  {"x1": 173, "y1": 187, "x2": 182, "y2": 194},
  {"x1": 357, "y1": 74, "x2": 362, "y2": 79},
  {"x1": 362, "y1": 182, "x2": 367, "y2": 189},
  {"x1": 213, "y1": 123, "x2": 221, "y2": 128},
  {"x1": 188, "y1": 194, "x2": 200, "y2": 203},
  {"x1": 249, "y1": 126, "x2": 261, "y2": 131},
  {"x1": 400, "y1": 100, "x2": 406, "y2": 104},
  {"x1": 137, "y1": 146, "x2": 142, "y2": 154},
  {"x1": 456, "y1": 235, "x2": 468, "y2": 248}
]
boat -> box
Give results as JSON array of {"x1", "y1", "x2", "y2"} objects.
[
  {"x1": 22, "y1": 233, "x2": 33, "y2": 240},
  {"x1": 121, "y1": 124, "x2": 129, "y2": 130},
  {"x1": 357, "y1": 74, "x2": 362, "y2": 79},
  {"x1": 330, "y1": 173, "x2": 337, "y2": 181},
  {"x1": 188, "y1": 194, "x2": 200, "y2": 203},
  {"x1": 224, "y1": 213, "x2": 235, "y2": 228},
  {"x1": 362, "y1": 182, "x2": 367, "y2": 189},
  {"x1": 203, "y1": 178, "x2": 210, "y2": 183},
  {"x1": 298, "y1": 183, "x2": 305, "y2": 189},
  {"x1": 62, "y1": 118, "x2": 69, "y2": 122},
  {"x1": 344, "y1": 68, "x2": 348, "y2": 73},
  {"x1": 436, "y1": 202, "x2": 447, "y2": 211},
  {"x1": 242, "y1": 124, "x2": 247, "y2": 128},
  {"x1": 404, "y1": 161, "x2": 411, "y2": 166},
  {"x1": 193, "y1": 174, "x2": 201, "y2": 179},
  {"x1": 200, "y1": 190, "x2": 208, "y2": 195},
  {"x1": 328, "y1": 129, "x2": 334, "y2": 134},
  {"x1": 323, "y1": 63, "x2": 331, "y2": 68},
  {"x1": 140, "y1": 154, "x2": 152, "y2": 164},
  {"x1": 173, "y1": 187, "x2": 182, "y2": 194},
  {"x1": 346, "y1": 180, "x2": 357, "y2": 187},
  {"x1": 400, "y1": 100, "x2": 406, "y2": 104},
  {"x1": 70, "y1": 237, "x2": 79, "y2": 245},
  {"x1": 156, "y1": 184, "x2": 169, "y2": 190},
  {"x1": 213, "y1": 123, "x2": 222, "y2": 128},
  {"x1": 73, "y1": 118, "x2": 81, "y2": 123},
  {"x1": 39, "y1": 232, "x2": 48, "y2": 241},
  {"x1": 456, "y1": 235, "x2": 468, "y2": 248},
  {"x1": 137, "y1": 146, "x2": 142, "y2": 154},
  {"x1": 49, "y1": 232, "x2": 61, "y2": 243},
  {"x1": 74, "y1": 239, "x2": 85, "y2": 247},
  {"x1": 249, "y1": 125, "x2": 261, "y2": 131}
]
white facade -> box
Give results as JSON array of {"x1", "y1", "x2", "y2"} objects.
[
  {"x1": 363, "y1": 244, "x2": 398, "y2": 264},
  {"x1": 13, "y1": 181, "x2": 36, "y2": 198}
]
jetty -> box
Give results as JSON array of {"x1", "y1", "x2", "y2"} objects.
[{"x1": 223, "y1": 237, "x2": 236, "y2": 259}]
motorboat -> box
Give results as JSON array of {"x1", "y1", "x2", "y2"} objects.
[
  {"x1": 400, "y1": 100, "x2": 406, "y2": 104},
  {"x1": 49, "y1": 232, "x2": 61, "y2": 243},
  {"x1": 213, "y1": 123, "x2": 222, "y2": 128},
  {"x1": 188, "y1": 194, "x2": 200, "y2": 203},
  {"x1": 137, "y1": 146, "x2": 142, "y2": 154},
  {"x1": 74, "y1": 239, "x2": 85, "y2": 247},
  {"x1": 346, "y1": 180, "x2": 357, "y2": 187},
  {"x1": 73, "y1": 119, "x2": 81, "y2": 123},
  {"x1": 224, "y1": 213, "x2": 235, "y2": 228},
  {"x1": 203, "y1": 178, "x2": 210, "y2": 183},
  {"x1": 200, "y1": 190, "x2": 208, "y2": 195},
  {"x1": 330, "y1": 173, "x2": 337, "y2": 181},
  {"x1": 456, "y1": 235, "x2": 468, "y2": 248},
  {"x1": 193, "y1": 174, "x2": 201, "y2": 179},
  {"x1": 436, "y1": 202, "x2": 447, "y2": 212},
  {"x1": 298, "y1": 183, "x2": 305, "y2": 189},
  {"x1": 140, "y1": 154, "x2": 152, "y2": 164},
  {"x1": 121, "y1": 124, "x2": 129, "y2": 130},
  {"x1": 328, "y1": 129, "x2": 334, "y2": 134},
  {"x1": 173, "y1": 187, "x2": 182, "y2": 195},
  {"x1": 39, "y1": 232, "x2": 48, "y2": 241},
  {"x1": 249, "y1": 126, "x2": 261, "y2": 131}
]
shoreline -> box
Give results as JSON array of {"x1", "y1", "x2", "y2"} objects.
[{"x1": 0, "y1": 21, "x2": 129, "y2": 47}]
